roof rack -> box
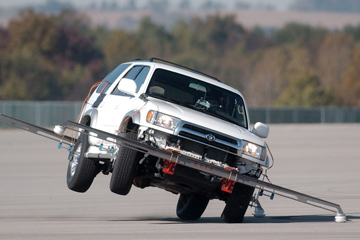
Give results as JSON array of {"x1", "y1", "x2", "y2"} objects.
[{"x1": 145, "y1": 57, "x2": 221, "y2": 82}]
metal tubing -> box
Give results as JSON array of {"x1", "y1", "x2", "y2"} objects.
[{"x1": 0, "y1": 114, "x2": 346, "y2": 221}]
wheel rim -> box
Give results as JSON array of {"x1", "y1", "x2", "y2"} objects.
[
  {"x1": 111, "y1": 147, "x2": 119, "y2": 166},
  {"x1": 70, "y1": 145, "x2": 82, "y2": 177}
]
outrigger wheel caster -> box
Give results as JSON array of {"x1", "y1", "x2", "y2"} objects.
[
  {"x1": 253, "y1": 199, "x2": 265, "y2": 218},
  {"x1": 335, "y1": 212, "x2": 347, "y2": 223}
]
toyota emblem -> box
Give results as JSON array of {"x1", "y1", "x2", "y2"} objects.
[{"x1": 205, "y1": 134, "x2": 216, "y2": 142}]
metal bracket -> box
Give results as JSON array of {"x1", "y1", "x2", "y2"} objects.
[
  {"x1": 221, "y1": 178, "x2": 236, "y2": 193},
  {"x1": 162, "y1": 159, "x2": 176, "y2": 175}
]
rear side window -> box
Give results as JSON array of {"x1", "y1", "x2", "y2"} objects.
[{"x1": 96, "y1": 64, "x2": 130, "y2": 93}]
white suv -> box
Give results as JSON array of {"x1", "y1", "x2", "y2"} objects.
[{"x1": 67, "y1": 58, "x2": 270, "y2": 223}]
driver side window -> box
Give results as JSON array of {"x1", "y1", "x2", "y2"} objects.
[
  {"x1": 96, "y1": 64, "x2": 130, "y2": 94},
  {"x1": 112, "y1": 65, "x2": 150, "y2": 95}
]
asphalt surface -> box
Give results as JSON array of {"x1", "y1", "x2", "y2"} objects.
[{"x1": 0, "y1": 124, "x2": 359, "y2": 239}]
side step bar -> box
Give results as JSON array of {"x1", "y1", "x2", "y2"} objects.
[{"x1": 0, "y1": 113, "x2": 346, "y2": 222}]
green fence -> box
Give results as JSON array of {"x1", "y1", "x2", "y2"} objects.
[
  {"x1": 0, "y1": 101, "x2": 82, "y2": 128},
  {"x1": 1, "y1": 101, "x2": 360, "y2": 128},
  {"x1": 249, "y1": 107, "x2": 360, "y2": 124}
]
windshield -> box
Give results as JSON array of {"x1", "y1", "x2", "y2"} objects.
[{"x1": 146, "y1": 69, "x2": 248, "y2": 128}]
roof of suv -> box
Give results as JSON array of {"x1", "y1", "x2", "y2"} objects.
[{"x1": 132, "y1": 58, "x2": 220, "y2": 82}]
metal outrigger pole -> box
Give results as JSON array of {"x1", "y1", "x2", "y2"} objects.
[{"x1": 0, "y1": 113, "x2": 347, "y2": 223}]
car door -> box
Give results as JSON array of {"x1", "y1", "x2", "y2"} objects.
[
  {"x1": 95, "y1": 65, "x2": 151, "y2": 133},
  {"x1": 87, "y1": 63, "x2": 131, "y2": 109}
]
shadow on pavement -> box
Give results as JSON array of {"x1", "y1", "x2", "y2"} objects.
[{"x1": 108, "y1": 214, "x2": 360, "y2": 224}]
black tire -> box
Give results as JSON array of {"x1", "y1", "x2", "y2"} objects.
[
  {"x1": 176, "y1": 193, "x2": 209, "y2": 221},
  {"x1": 67, "y1": 133, "x2": 99, "y2": 193},
  {"x1": 110, "y1": 131, "x2": 142, "y2": 195},
  {"x1": 221, "y1": 183, "x2": 254, "y2": 223}
]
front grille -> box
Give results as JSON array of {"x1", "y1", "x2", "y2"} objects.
[
  {"x1": 182, "y1": 124, "x2": 238, "y2": 145},
  {"x1": 179, "y1": 131, "x2": 238, "y2": 154},
  {"x1": 177, "y1": 123, "x2": 239, "y2": 155}
]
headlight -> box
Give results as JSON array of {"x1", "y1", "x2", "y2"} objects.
[
  {"x1": 242, "y1": 141, "x2": 267, "y2": 161},
  {"x1": 146, "y1": 111, "x2": 180, "y2": 130}
]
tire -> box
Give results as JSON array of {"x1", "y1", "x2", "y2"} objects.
[
  {"x1": 67, "y1": 133, "x2": 99, "y2": 193},
  {"x1": 110, "y1": 131, "x2": 142, "y2": 195},
  {"x1": 176, "y1": 193, "x2": 209, "y2": 221},
  {"x1": 221, "y1": 183, "x2": 254, "y2": 223}
]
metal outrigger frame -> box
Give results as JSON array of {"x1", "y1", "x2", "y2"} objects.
[{"x1": 0, "y1": 113, "x2": 347, "y2": 223}]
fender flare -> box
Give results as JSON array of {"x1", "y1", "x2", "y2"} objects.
[
  {"x1": 80, "y1": 109, "x2": 98, "y2": 127},
  {"x1": 118, "y1": 110, "x2": 141, "y2": 133}
]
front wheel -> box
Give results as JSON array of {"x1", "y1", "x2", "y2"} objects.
[
  {"x1": 66, "y1": 133, "x2": 99, "y2": 193},
  {"x1": 176, "y1": 193, "x2": 209, "y2": 221},
  {"x1": 110, "y1": 131, "x2": 142, "y2": 195},
  {"x1": 221, "y1": 183, "x2": 254, "y2": 223}
]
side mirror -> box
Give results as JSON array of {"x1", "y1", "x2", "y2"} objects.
[
  {"x1": 252, "y1": 122, "x2": 269, "y2": 139},
  {"x1": 117, "y1": 78, "x2": 137, "y2": 96}
]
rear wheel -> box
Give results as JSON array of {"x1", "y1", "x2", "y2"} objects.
[
  {"x1": 221, "y1": 183, "x2": 254, "y2": 223},
  {"x1": 176, "y1": 193, "x2": 209, "y2": 221},
  {"x1": 110, "y1": 131, "x2": 142, "y2": 195},
  {"x1": 67, "y1": 133, "x2": 99, "y2": 193}
]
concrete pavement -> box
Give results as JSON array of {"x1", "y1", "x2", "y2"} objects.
[{"x1": 0, "y1": 124, "x2": 359, "y2": 239}]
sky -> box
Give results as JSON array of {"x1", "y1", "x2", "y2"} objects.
[{"x1": 0, "y1": 0, "x2": 294, "y2": 11}]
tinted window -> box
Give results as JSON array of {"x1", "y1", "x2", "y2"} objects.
[
  {"x1": 134, "y1": 66, "x2": 150, "y2": 92},
  {"x1": 112, "y1": 66, "x2": 150, "y2": 95},
  {"x1": 124, "y1": 65, "x2": 143, "y2": 80},
  {"x1": 96, "y1": 64, "x2": 130, "y2": 93}
]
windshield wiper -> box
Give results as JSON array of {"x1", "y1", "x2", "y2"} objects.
[
  {"x1": 207, "y1": 111, "x2": 241, "y2": 126},
  {"x1": 187, "y1": 105, "x2": 242, "y2": 126},
  {"x1": 149, "y1": 94, "x2": 186, "y2": 106}
]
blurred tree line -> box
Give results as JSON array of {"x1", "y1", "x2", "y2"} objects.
[{"x1": 0, "y1": 9, "x2": 359, "y2": 106}]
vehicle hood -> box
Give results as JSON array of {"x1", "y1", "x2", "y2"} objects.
[{"x1": 147, "y1": 98, "x2": 264, "y2": 146}]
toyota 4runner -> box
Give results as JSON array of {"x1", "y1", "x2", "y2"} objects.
[{"x1": 67, "y1": 58, "x2": 270, "y2": 223}]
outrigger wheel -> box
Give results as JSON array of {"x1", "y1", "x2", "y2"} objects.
[{"x1": 335, "y1": 212, "x2": 347, "y2": 223}]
